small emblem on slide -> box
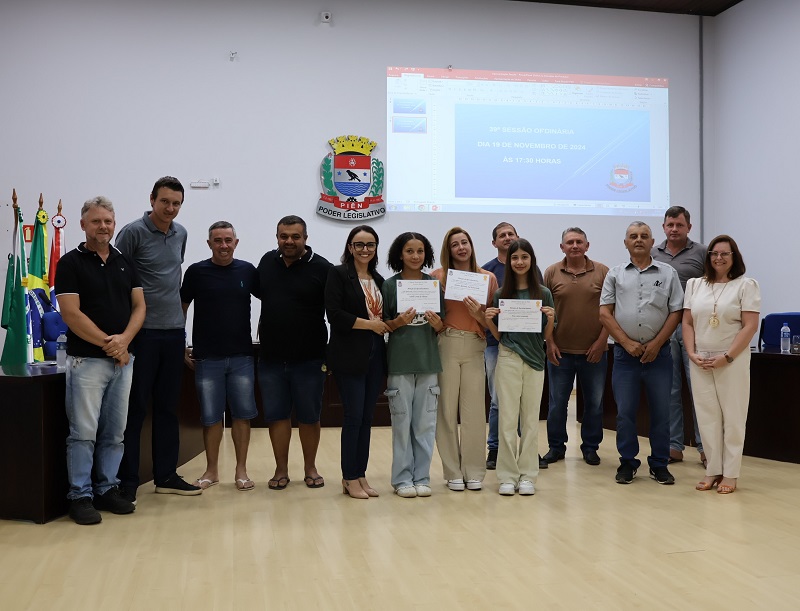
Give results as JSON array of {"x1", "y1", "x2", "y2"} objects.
[
  {"x1": 608, "y1": 164, "x2": 637, "y2": 193},
  {"x1": 318, "y1": 135, "x2": 386, "y2": 221}
]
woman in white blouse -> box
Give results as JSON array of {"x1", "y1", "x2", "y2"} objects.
[{"x1": 682, "y1": 235, "x2": 760, "y2": 494}]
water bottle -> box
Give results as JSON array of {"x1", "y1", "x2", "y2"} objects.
[
  {"x1": 56, "y1": 332, "x2": 67, "y2": 368},
  {"x1": 780, "y1": 322, "x2": 791, "y2": 353}
]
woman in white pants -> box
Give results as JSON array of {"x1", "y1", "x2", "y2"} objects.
[{"x1": 682, "y1": 235, "x2": 760, "y2": 494}]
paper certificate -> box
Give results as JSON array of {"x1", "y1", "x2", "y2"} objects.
[
  {"x1": 498, "y1": 299, "x2": 542, "y2": 333},
  {"x1": 396, "y1": 280, "x2": 441, "y2": 312},
  {"x1": 443, "y1": 269, "x2": 490, "y2": 303}
]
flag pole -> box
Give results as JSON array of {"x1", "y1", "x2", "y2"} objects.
[{"x1": 1, "y1": 189, "x2": 34, "y2": 368}]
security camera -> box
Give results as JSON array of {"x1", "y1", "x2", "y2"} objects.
[{"x1": 320, "y1": 11, "x2": 332, "y2": 23}]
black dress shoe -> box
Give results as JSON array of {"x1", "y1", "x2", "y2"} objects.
[
  {"x1": 583, "y1": 450, "x2": 601, "y2": 466},
  {"x1": 486, "y1": 448, "x2": 497, "y2": 470},
  {"x1": 543, "y1": 448, "x2": 566, "y2": 464},
  {"x1": 538, "y1": 455, "x2": 549, "y2": 469}
]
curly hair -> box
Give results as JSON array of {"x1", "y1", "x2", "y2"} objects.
[{"x1": 386, "y1": 232, "x2": 435, "y2": 273}]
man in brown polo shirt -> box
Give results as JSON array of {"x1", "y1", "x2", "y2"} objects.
[{"x1": 543, "y1": 227, "x2": 609, "y2": 466}]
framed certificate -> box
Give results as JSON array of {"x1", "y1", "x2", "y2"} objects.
[
  {"x1": 498, "y1": 299, "x2": 542, "y2": 332},
  {"x1": 396, "y1": 279, "x2": 441, "y2": 312},
  {"x1": 443, "y1": 269, "x2": 490, "y2": 303}
]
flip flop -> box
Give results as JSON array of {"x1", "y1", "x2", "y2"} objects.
[
  {"x1": 236, "y1": 478, "x2": 255, "y2": 492},
  {"x1": 267, "y1": 476, "x2": 290, "y2": 490},
  {"x1": 304, "y1": 475, "x2": 325, "y2": 488},
  {"x1": 194, "y1": 478, "x2": 219, "y2": 490}
]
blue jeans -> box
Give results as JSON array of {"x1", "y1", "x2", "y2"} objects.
[
  {"x1": 546, "y1": 352, "x2": 607, "y2": 453},
  {"x1": 612, "y1": 343, "x2": 672, "y2": 469},
  {"x1": 118, "y1": 328, "x2": 185, "y2": 488},
  {"x1": 258, "y1": 358, "x2": 326, "y2": 424},
  {"x1": 385, "y1": 373, "x2": 439, "y2": 489},
  {"x1": 669, "y1": 324, "x2": 704, "y2": 454},
  {"x1": 335, "y1": 335, "x2": 386, "y2": 480},
  {"x1": 484, "y1": 344, "x2": 499, "y2": 451},
  {"x1": 65, "y1": 355, "x2": 134, "y2": 499},
  {"x1": 195, "y1": 356, "x2": 258, "y2": 426}
]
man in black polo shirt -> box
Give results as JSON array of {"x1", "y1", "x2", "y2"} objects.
[
  {"x1": 56, "y1": 196, "x2": 146, "y2": 525},
  {"x1": 256, "y1": 215, "x2": 332, "y2": 490}
]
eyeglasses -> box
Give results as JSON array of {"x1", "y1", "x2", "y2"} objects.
[
  {"x1": 709, "y1": 251, "x2": 733, "y2": 259},
  {"x1": 351, "y1": 241, "x2": 377, "y2": 252}
]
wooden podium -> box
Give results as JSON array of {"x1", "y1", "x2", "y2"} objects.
[{"x1": 0, "y1": 363, "x2": 205, "y2": 523}]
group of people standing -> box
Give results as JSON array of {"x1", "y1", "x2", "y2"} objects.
[{"x1": 56, "y1": 177, "x2": 761, "y2": 524}]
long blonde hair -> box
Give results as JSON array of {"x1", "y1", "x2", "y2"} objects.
[{"x1": 439, "y1": 227, "x2": 479, "y2": 286}]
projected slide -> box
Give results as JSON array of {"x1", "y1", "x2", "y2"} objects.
[
  {"x1": 386, "y1": 67, "x2": 669, "y2": 216},
  {"x1": 455, "y1": 105, "x2": 649, "y2": 201}
]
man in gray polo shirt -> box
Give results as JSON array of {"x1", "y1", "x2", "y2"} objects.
[
  {"x1": 652, "y1": 206, "x2": 706, "y2": 466},
  {"x1": 115, "y1": 176, "x2": 201, "y2": 502},
  {"x1": 600, "y1": 221, "x2": 683, "y2": 485}
]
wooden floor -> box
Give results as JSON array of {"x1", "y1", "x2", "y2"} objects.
[{"x1": 3, "y1": 402, "x2": 800, "y2": 610}]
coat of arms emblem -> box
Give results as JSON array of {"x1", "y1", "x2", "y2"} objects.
[
  {"x1": 608, "y1": 164, "x2": 636, "y2": 193},
  {"x1": 317, "y1": 135, "x2": 386, "y2": 221}
]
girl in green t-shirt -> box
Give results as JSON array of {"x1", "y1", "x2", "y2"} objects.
[
  {"x1": 485, "y1": 239, "x2": 555, "y2": 496},
  {"x1": 382, "y1": 232, "x2": 444, "y2": 498}
]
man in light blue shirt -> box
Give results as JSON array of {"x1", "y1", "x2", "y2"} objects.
[{"x1": 599, "y1": 222, "x2": 683, "y2": 486}]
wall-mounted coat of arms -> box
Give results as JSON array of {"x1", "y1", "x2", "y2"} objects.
[{"x1": 317, "y1": 135, "x2": 386, "y2": 221}]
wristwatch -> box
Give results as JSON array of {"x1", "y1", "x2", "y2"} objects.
[{"x1": 724, "y1": 353, "x2": 734, "y2": 363}]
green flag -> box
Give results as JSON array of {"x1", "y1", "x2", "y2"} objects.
[
  {"x1": 27, "y1": 207, "x2": 49, "y2": 362},
  {"x1": 1, "y1": 207, "x2": 33, "y2": 369}
]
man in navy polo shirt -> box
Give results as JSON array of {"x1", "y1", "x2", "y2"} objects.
[
  {"x1": 56, "y1": 196, "x2": 146, "y2": 525},
  {"x1": 181, "y1": 221, "x2": 259, "y2": 491}
]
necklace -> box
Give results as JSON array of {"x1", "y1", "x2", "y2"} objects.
[{"x1": 709, "y1": 281, "x2": 728, "y2": 328}]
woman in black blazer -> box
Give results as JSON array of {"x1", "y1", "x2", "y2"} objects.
[{"x1": 326, "y1": 225, "x2": 390, "y2": 499}]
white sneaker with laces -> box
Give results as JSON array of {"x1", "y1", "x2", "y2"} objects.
[
  {"x1": 414, "y1": 484, "x2": 432, "y2": 497},
  {"x1": 518, "y1": 480, "x2": 535, "y2": 496},
  {"x1": 447, "y1": 479, "x2": 465, "y2": 491},
  {"x1": 466, "y1": 479, "x2": 483, "y2": 491},
  {"x1": 395, "y1": 486, "x2": 417, "y2": 498},
  {"x1": 498, "y1": 483, "x2": 515, "y2": 496}
]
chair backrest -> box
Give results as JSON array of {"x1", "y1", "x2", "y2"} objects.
[{"x1": 759, "y1": 312, "x2": 800, "y2": 348}]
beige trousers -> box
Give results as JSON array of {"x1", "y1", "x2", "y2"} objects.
[
  {"x1": 436, "y1": 329, "x2": 487, "y2": 482},
  {"x1": 495, "y1": 345, "x2": 543, "y2": 485},
  {"x1": 690, "y1": 351, "x2": 750, "y2": 478}
]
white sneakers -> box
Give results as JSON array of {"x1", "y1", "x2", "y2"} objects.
[
  {"x1": 498, "y1": 483, "x2": 515, "y2": 496},
  {"x1": 396, "y1": 484, "x2": 432, "y2": 497},
  {"x1": 465, "y1": 480, "x2": 482, "y2": 491},
  {"x1": 498, "y1": 480, "x2": 536, "y2": 496},
  {"x1": 447, "y1": 479, "x2": 483, "y2": 491},
  {"x1": 518, "y1": 480, "x2": 535, "y2": 496},
  {"x1": 396, "y1": 486, "x2": 417, "y2": 498},
  {"x1": 447, "y1": 479, "x2": 466, "y2": 491}
]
